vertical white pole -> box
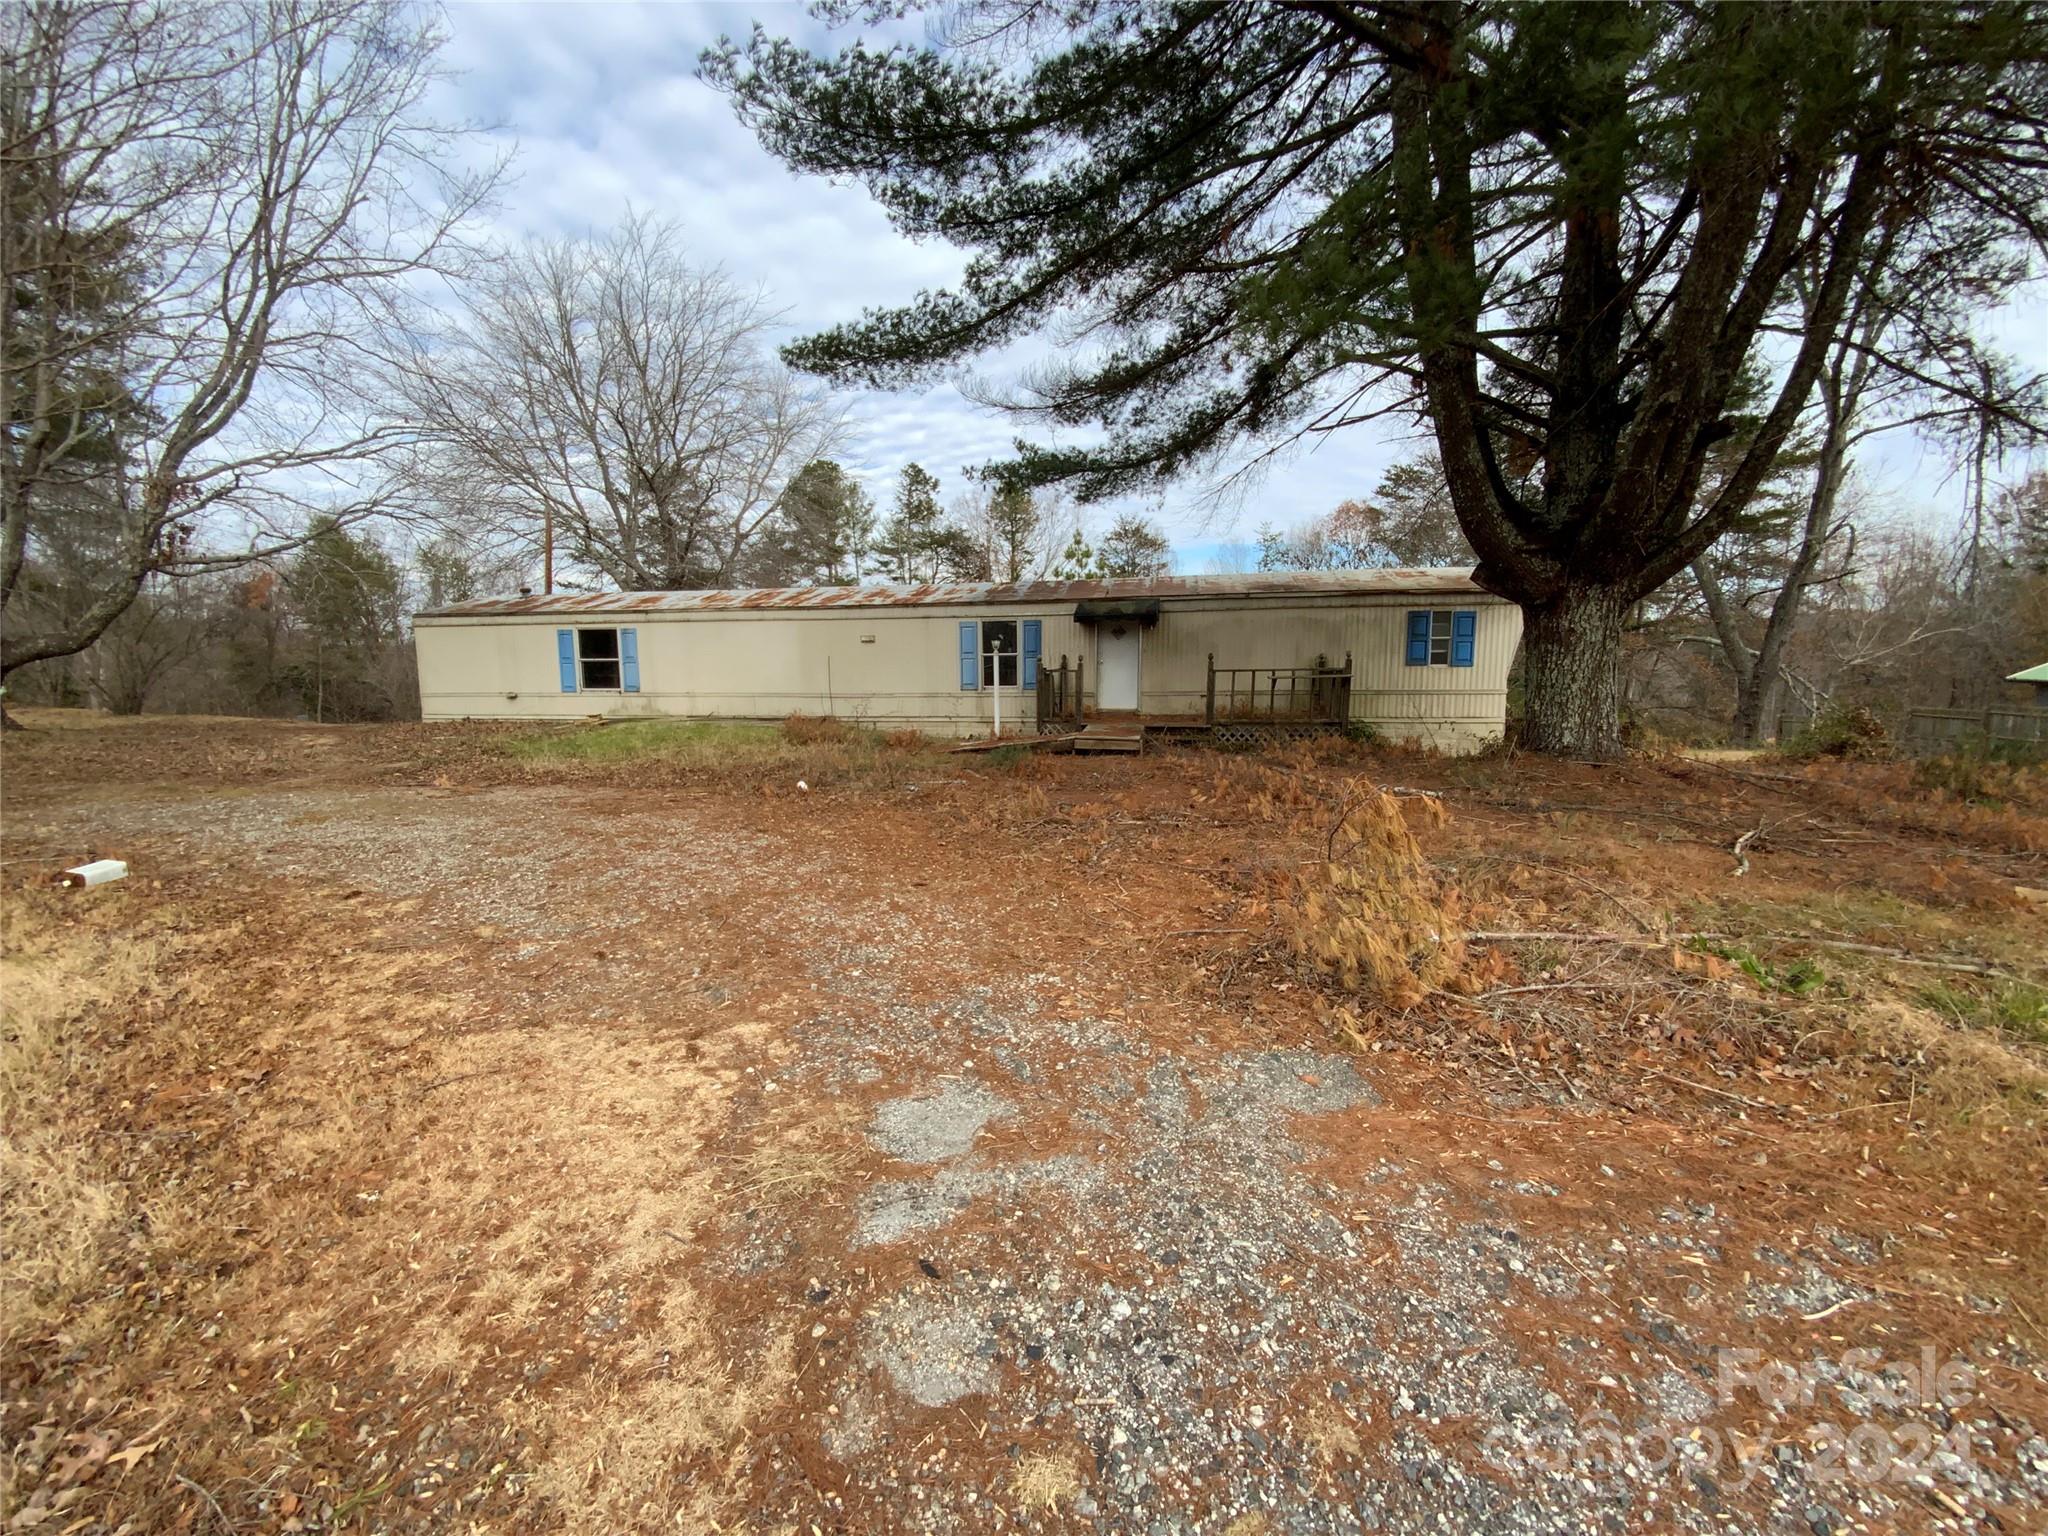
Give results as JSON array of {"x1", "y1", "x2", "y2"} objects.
[{"x1": 991, "y1": 638, "x2": 1002, "y2": 738}]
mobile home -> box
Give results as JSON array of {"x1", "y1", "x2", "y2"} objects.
[{"x1": 414, "y1": 569, "x2": 1521, "y2": 752}]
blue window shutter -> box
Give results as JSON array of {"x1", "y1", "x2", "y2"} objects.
[
  {"x1": 557, "y1": 628, "x2": 578, "y2": 692},
  {"x1": 1020, "y1": 620, "x2": 1042, "y2": 689},
  {"x1": 1405, "y1": 611, "x2": 1431, "y2": 666},
  {"x1": 958, "y1": 621, "x2": 979, "y2": 690},
  {"x1": 620, "y1": 627, "x2": 640, "y2": 692},
  {"x1": 1451, "y1": 610, "x2": 1477, "y2": 668}
]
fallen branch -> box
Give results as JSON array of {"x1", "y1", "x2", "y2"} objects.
[
  {"x1": 1467, "y1": 929, "x2": 1665, "y2": 944},
  {"x1": 1680, "y1": 757, "x2": 1816, "y2": 791},
  {"x1": 1755, "y1": 937, "x2": 2016, "y2": 978},
  {"x1": 1644, "y1": 1067, "x2": 1782, "y2": 1112},
  {"x1": 1471, "y1": 980, "x2": 1630, "y2": 998},
  {"x1": 1470, "y1": 797, "x2": 1731, "y2": 834},
  {"x1": 175, "y1": 1475, "x2": 238, "y2": 1534},
  {"x1": 1465, "y1": 929, "x2": 2020, "y2": 979}
]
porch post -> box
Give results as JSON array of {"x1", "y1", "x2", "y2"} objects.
[{"x1": 1205, "y1": 653, "x2": 1216, "y2": 726}]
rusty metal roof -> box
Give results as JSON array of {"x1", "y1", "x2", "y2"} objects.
[{"x1": 416, "y1": 567, "x2": 1488, "y2": 619}]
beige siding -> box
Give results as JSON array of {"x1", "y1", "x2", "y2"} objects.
[
  {"x1": 1128, "y1": 594, "x2": 1519, "y2": 749},
  {"x1": 416, "y1": 592, "x2": 1520, "y2": 752}
]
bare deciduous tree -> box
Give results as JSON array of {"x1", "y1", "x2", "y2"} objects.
[
  {"x1": 403, "y1": 216, "x2": 844, "y2": 592},
  {"x1": 0, "y1": 0, "x2": 498, "y2": 719},
  {"x1": 1691, "y1": 218, "x2": 2047, "y2": 744}
]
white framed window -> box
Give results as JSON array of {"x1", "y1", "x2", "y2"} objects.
[
  {"x1": 958, "y1": 618, "x2": 1043, "y2": 689},
  {"x1": 982, "y1": 618, "x2": 1020, "y2": 687},
  {"x1": 577, "y1": 627, "x2": 621, "y2": 690},
  {"x1": 557, "y1": 626, "x2": 639, "y2": 693},
  {"x1": 1404, "y1": 609, "x2": 1476, "y2": 669}
]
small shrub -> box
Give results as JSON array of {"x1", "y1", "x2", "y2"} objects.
[
  {"x1": 1691, "y1": 939, "x2": 1831, "y2": 997},
  {"x1": 781, "y1": 712, "x2": 855, "y2": 745},
  {"x1": 1782, "y1": 703, "x2": 1889, "y2": 761}
]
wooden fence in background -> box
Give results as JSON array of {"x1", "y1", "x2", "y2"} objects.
[{"x1": 1900, "y1": 707, "x2": 2048, "y2": 756}]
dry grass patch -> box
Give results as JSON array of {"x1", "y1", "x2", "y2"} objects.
[
  {"x1": 517, "y1": 1298, "x2": 796, "y2": 1535},
  {"x1": 492, "y1": 714, "x2": 947, "y2": 793},
  {"x1": 0, "y1": 1130, "x2": 125, "y2": 1343},
  {"x1": 722, "y1": 1100, "x2": 864, "y2": 1216},
  {"x1": 1009, "y1": 1449, "x2": 1083, "y2": 1514},
  {"x1": 1856, "y1": 996, "x2": 2048, "y2": 1114},
  {"x1": 0, "y1": 890, "x2": 171, "y2": 1343},
  {"x1": 734, "y1": 1139, "x2": 858, "y2": 1207},
  {"x1": 1298, "y1": 1404, "x2": 1366, "y2": 1464}
]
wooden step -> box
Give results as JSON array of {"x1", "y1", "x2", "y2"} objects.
[
  {"x1": 950, "y1": 732, "x2": 1082, "y2": 754},
  {"x1": 1073, "y1": 725, "x2": 1144, "y2": 754}
]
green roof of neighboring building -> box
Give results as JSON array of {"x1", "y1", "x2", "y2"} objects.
[{"x1": 2009, "y1": 662, "x2": 2048, "y2": 684}]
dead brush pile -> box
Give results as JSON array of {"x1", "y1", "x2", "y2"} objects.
[
  {"x1": 1280, "y1": 789, "x2": 1472, "y2": 1009},
  {"x1": 1194, "y1": 742, "x2": 1353, "y2": 825},
  {"x1": 1189, "y1": 751, "x2": 1475, "y2": 1008},
  {"x1": 1790, "y1": 756, "x2": 2048, "y2": 854}
]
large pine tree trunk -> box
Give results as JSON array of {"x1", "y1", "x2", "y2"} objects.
[{"x1": 1518, "y1": 584, "x2": 1629, "y2": 757}]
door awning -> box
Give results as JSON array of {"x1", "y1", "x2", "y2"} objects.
[{"x1": 1073, "y1": 598, "x2": 1161, "y2": 626}]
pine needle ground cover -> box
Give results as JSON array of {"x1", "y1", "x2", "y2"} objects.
[{"x1": 2, "y1": 713, "x2": 2042, "y2": 1534}]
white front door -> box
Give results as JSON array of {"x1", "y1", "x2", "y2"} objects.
[{"x1": 1097, "y1": 625, "x2": 1141, "y2": 711}]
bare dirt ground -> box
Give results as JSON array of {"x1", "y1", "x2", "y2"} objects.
[{"x1": 3, "y1": 712, "x2": 2045, "y2": 1536}]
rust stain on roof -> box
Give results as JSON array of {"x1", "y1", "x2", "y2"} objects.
[{"x1": 415, "y1": 568, "x2": 1488, "y2": 621}]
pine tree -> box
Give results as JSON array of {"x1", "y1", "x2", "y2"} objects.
[
  {"x1": 871, "y1": 463, "x2": 944, "y2": 581},
  {"x1": 1098, "y1": 515, "x2": 1171, "y2": 578},
  {"x1": 1050, "y1": 528, "x2": 1103, "y2": 581},
  {"x1": 772, "y1": 458, "x2": 875, "y2": 584},
  {"x1": 711, "y1": 2, "x2": 2048, "y2": 755},
  {"x1": 284, "y1": 519, "x2": 404, "y2": 722},
  {"x1": 985, "y1": 483, "x2": 1040, "y2": 584}
]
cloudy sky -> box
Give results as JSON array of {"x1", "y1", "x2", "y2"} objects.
[{"x1": 426, "y1": 1, "x2": 2045, "y2": 571}]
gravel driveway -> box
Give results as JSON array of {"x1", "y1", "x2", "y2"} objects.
[{"x1": 7, "y1": 749, "x2": 2043, "y2": 1536}]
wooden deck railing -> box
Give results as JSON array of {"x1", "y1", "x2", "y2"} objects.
[
  {"x1": 1205, "y1": 652, "x2": 1352, "y2": 725},
  {"x1": 1034, "y1": 655, "x2": 1086, "y2": 732}
]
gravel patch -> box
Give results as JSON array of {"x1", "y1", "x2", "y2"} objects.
[
  {"x1": 766, "y1": 950, "x2": 2044, "y2": 1536},
  {"x1": 856, "y1": 1155, "x2": 1101, "y2": 1247},
  {"x1": 869, "y1": 1080, "x2": 1010, "y2": 1163},
  {"x1": 869, "y1": 1299, "x2": 1001, "y2": 1408}
]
